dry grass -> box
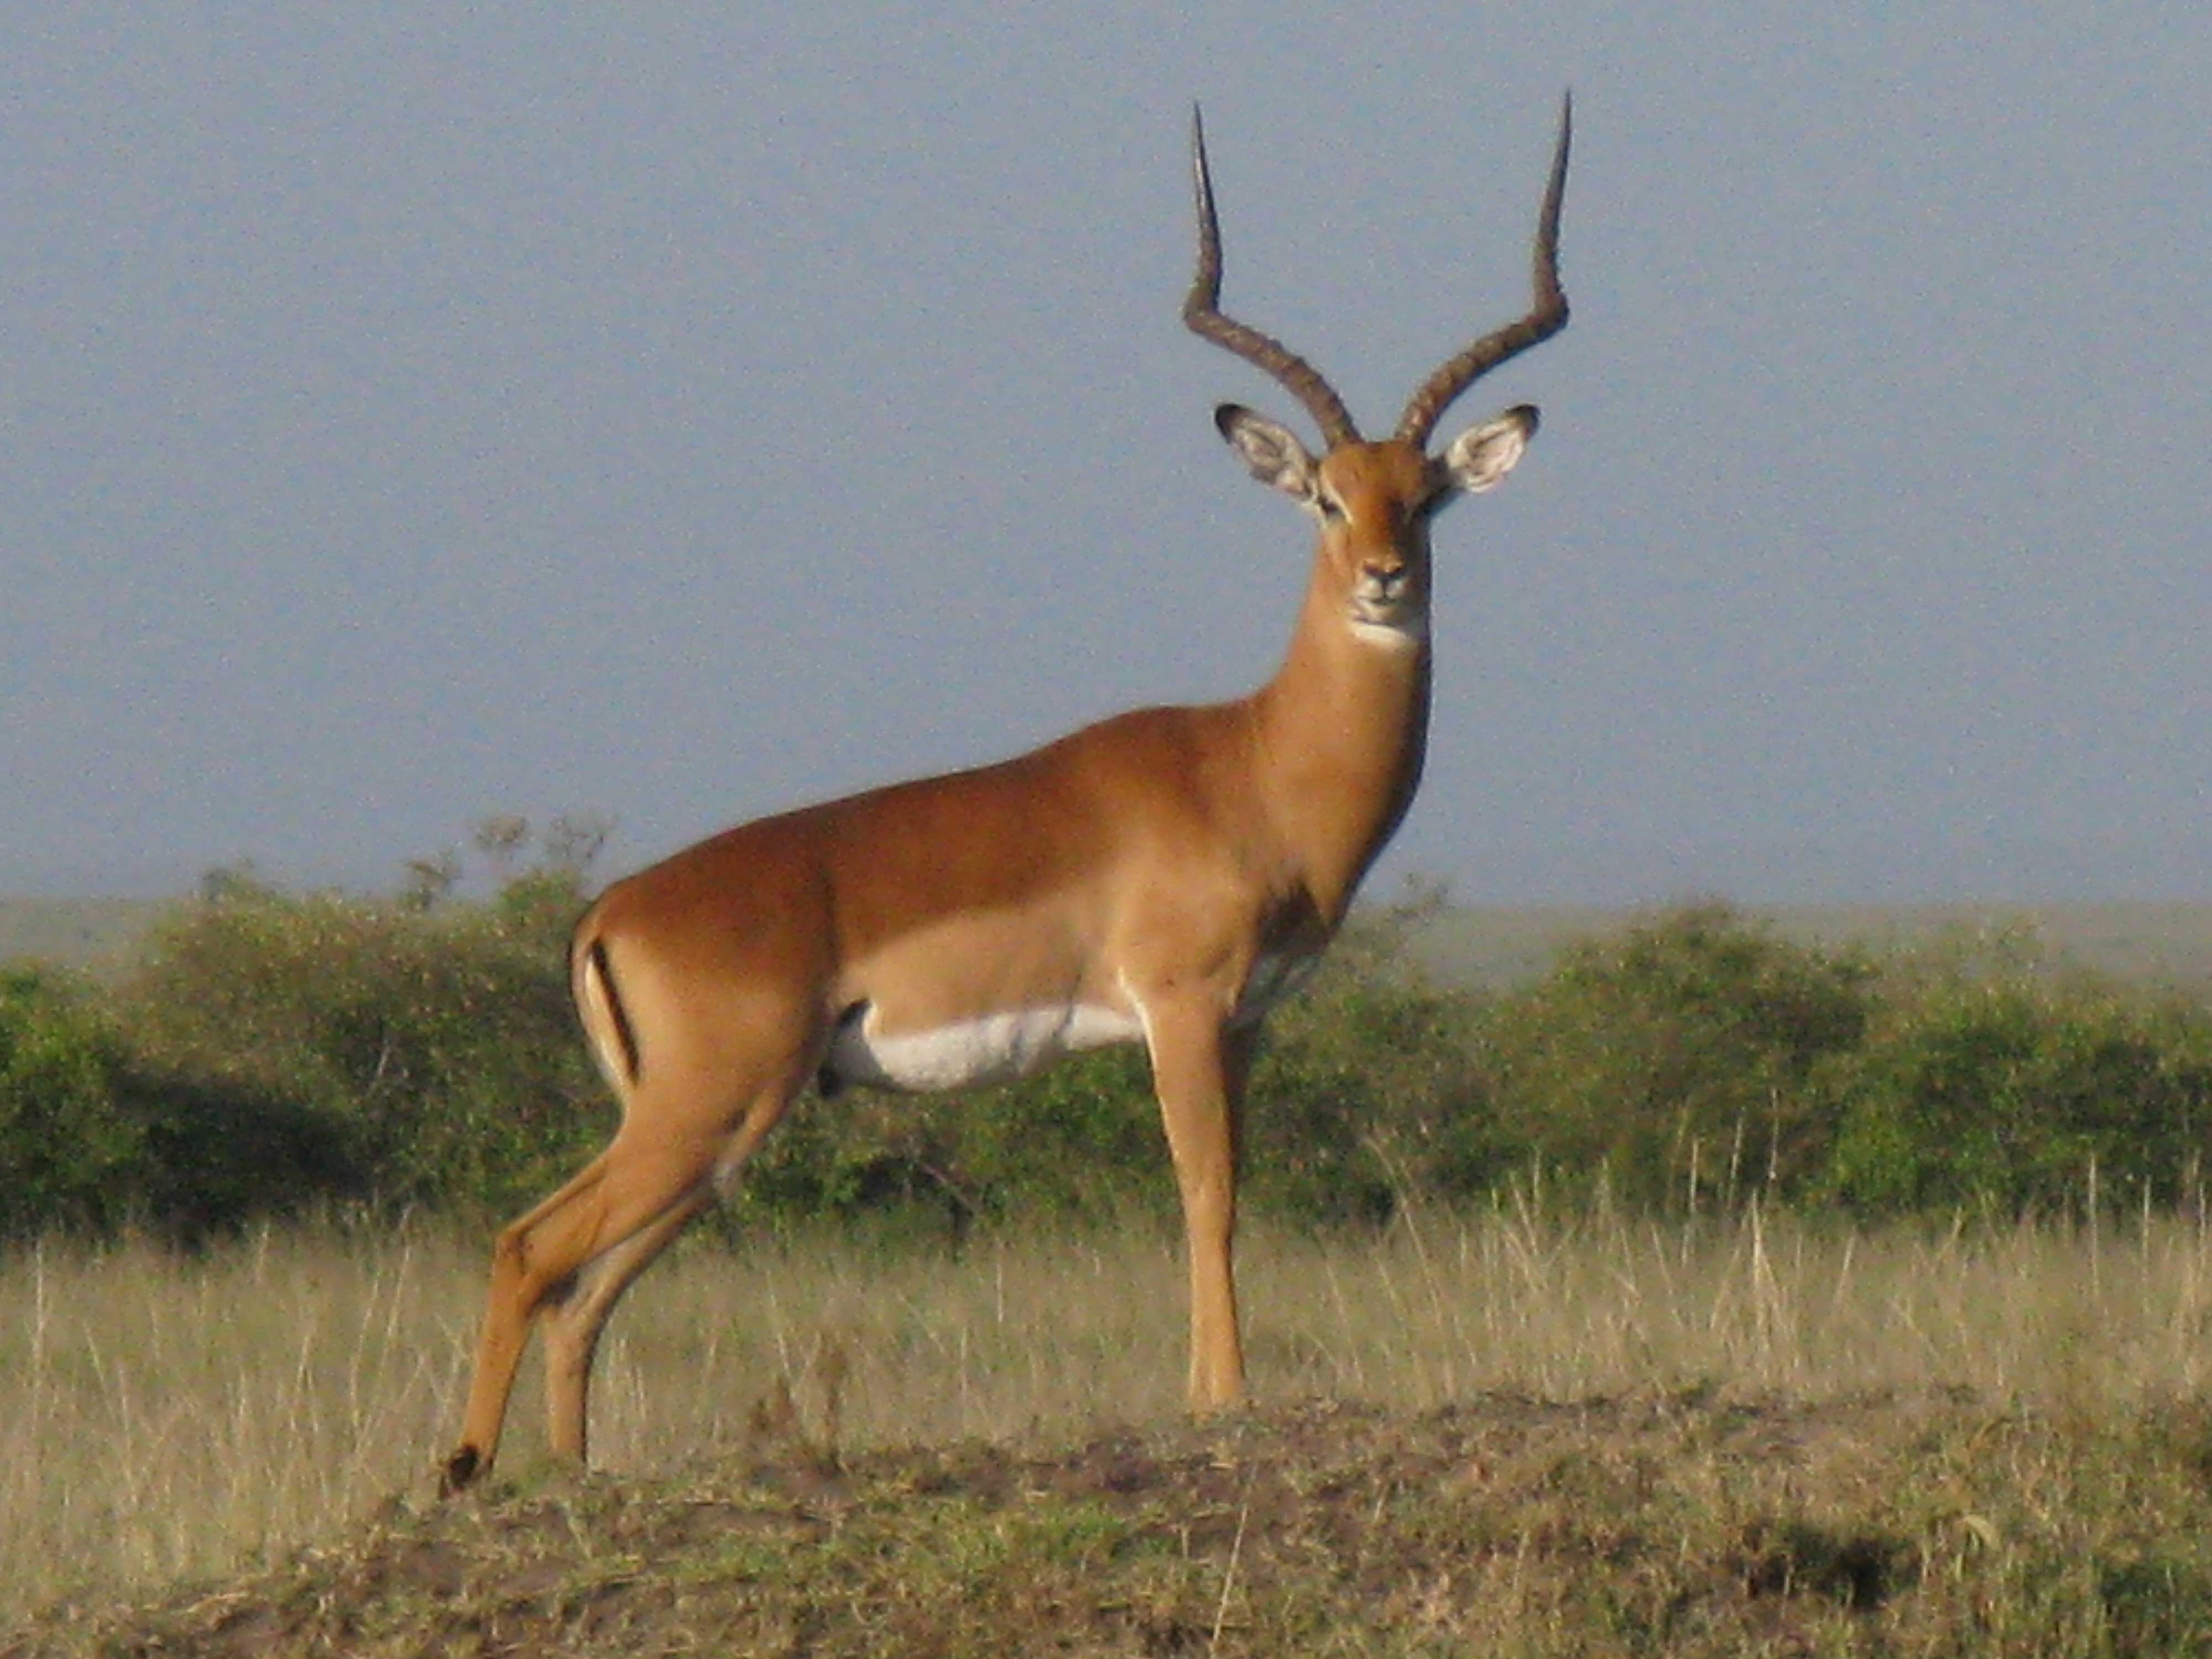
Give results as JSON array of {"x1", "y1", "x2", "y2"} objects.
[{"x1": 6, "y1": 1200, "x2": 2212, "y2": 1624}]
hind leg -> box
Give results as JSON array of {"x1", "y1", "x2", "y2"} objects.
[
  {"x1": 443, "y1": 1115, "x2": 727, "y2": 1490},
  {"x1": 537, "y1": 1081, "x2": 798, "y2": 1464},
  {"x1": 442, "y1": 1068, "x2": 806, "y2": 1493},
  {"x1": 538, "y1": 1189, "x2": 711, "y2": 1464},
  {"x1": 444, "y1": 1149, "x2": 614, "y2": 1493}
]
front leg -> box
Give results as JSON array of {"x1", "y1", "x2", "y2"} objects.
[{"x1": 1144, "y1": 999, "x2": 1259, "y2": 1411}]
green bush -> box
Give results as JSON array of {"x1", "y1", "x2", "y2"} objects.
[
  {"x1": 1814, "y1": 963, "x2": 2212, "y2": 1217},
  {"x1": 737, "y1": 1046, "x2": 1168, "y2": 1245},
  {"x1": 0, "y1": 964, "x2": 355, "y2": 1243},
  {"x1": 0, "y1": 968, "x2": 140, "y2": 1239},
  {"x1": 1472, "y1": 905, "x2": 1875, "y2": 1208},
  {"x1": 13, "y1": 820, "x2": 2212, "y2": 1245},
  {"x1": 114, "y1": 868, "x2": 603, "y2": 1220},
  {"x1": 1248, "y1": 901, "x2": 1492, "y2": 1222}
]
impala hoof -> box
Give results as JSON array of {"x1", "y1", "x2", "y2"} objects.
[{"x1": 440, "y1": 1444, "x2": 483, "y2": 1497}]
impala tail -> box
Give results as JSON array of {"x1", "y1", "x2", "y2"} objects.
[{"x1": 573, "y1": 932, "x2": 643, "y2": 1090}]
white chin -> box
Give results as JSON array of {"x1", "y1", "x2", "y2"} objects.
[{"x1": 1349, "y1": 614, "x2": 1427, "y2": 648}]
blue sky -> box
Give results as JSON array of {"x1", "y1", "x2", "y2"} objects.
[{"x1": 3, "y1": 2, "x2": 2206, "y2": 903}]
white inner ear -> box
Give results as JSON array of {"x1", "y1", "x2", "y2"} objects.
[
  {"x1": 1219, "y1": 406, "x2": 1318, "y2": 501},
  {"x1": 1441, "y1": 405, "x2": 1537, "y2": 495}
]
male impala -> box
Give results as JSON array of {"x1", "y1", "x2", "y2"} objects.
[{"x1": 443, "y1": 98, "x2": 1570, "y2": 1491}]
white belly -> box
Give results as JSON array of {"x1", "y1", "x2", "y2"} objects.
[{"x1": 825, "y1": 1001, "x2": 1145, "y2": 1094}]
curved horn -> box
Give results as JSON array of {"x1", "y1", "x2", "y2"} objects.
[
  {"x1": 1394, "y1": 91, "x2": 1572, "y2": 449},
  {"x1": 1182, "y1": 105, "x2": 1361, "y2": 448}
]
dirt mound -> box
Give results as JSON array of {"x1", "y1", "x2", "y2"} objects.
[{"x1": 9, "y1": 1390, "x2": 2211, "y2": 1656}]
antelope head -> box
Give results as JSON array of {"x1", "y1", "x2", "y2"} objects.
[{"x1": 1184, "y1": 96, "x2": 1571, "y2": 642}]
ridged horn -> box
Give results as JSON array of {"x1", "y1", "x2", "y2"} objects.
[
  {"x1": 1394, "y1": 91, "x2": 1572, "y2": 448},
  {"x1": 1181, "y1": 105, "x2": 1361, "y2": 448}
]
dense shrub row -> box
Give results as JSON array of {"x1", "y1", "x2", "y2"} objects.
[
  {"x1": 4, "y1": 825, "x2": 2210, "y2": 1243},
  {"x1": 1474, "y1": 910, "x2": 2212, "y2": 1217}
]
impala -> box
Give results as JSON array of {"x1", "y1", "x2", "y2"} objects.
[{"x1": 443, "y1": 97, "x2": 1570, "y2": 1492}]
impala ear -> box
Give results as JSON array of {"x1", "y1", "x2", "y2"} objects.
[
  {"x1": 1440, "y1": 404, "x2": 1538, "y2": 494},
  {"x1": 1214, "y1": 403, "x2": 1318, "y2": 502}
]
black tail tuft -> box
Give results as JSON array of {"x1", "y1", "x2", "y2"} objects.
[{"x1": 589, "y1": 937, "x2": 644, "y2": 1085}]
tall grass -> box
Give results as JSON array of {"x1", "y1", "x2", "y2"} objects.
[{"x1": 6, "y1": 1201, "x2": 2211, "y2": 1620}]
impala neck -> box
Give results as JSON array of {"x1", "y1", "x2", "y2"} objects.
[{"x1": 1250, "y1": 560, "x2": 1433, "y2": 928}]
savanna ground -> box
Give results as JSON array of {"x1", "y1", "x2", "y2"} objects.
[
  {"x1": 11, "y1": 893, "x2": 2212, "y2": 1653},
  {"x1": 10, "y1": 1201, "x2": 2212, "y2": 1656}
]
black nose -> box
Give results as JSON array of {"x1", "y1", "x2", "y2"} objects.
[{"x1": 1364, "y1": 565, "x2": 1405, "y2": 597}]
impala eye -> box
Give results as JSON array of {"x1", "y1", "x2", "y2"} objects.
[{"x1": 1316, "y1": 493, "x2": 1347, "y2": 521}]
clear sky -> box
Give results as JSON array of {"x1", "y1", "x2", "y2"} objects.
[{"x1": 4, "y1": 2, "x2": 2206, "y2": 905}]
